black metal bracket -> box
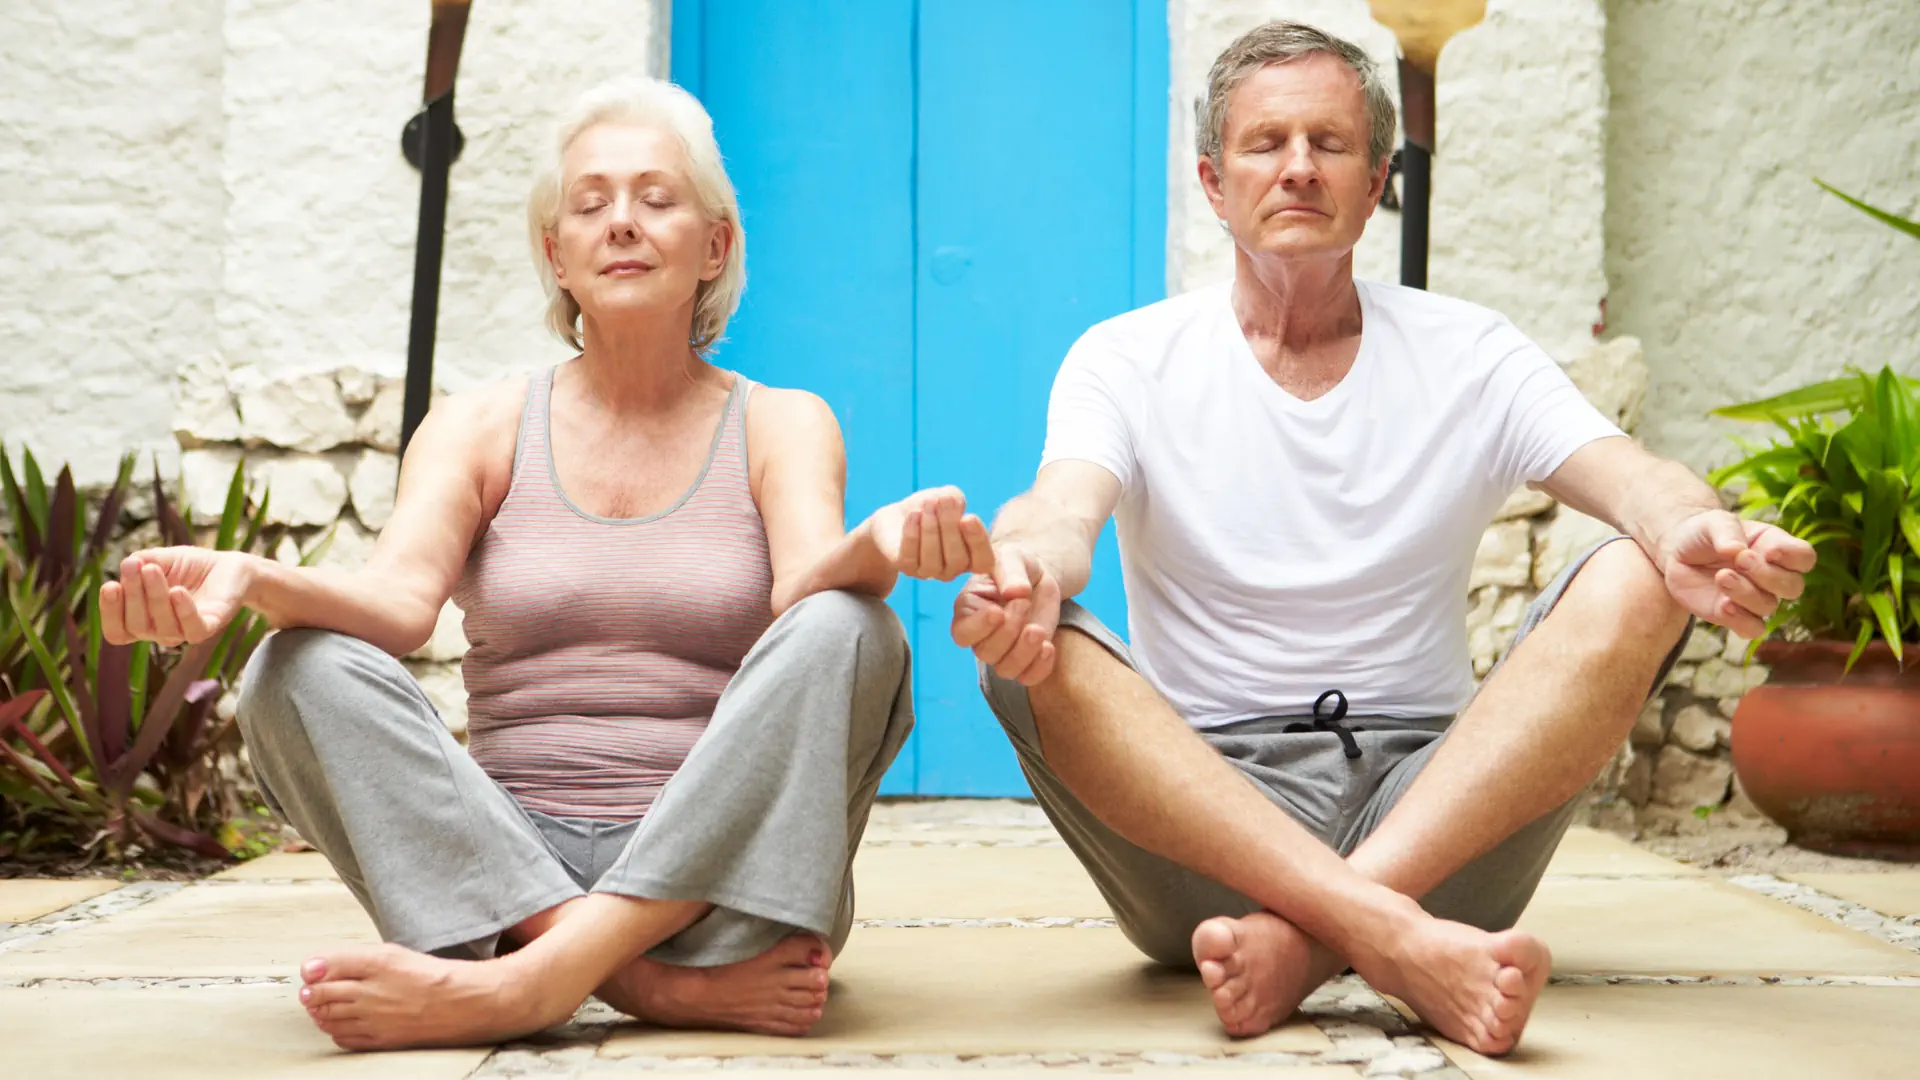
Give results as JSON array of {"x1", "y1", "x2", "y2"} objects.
[
  {"x1": 401, "y1": 108, "x2": 465, "y2": 171},
  {"x1": 1381, "y1": 149, "x2": 1404, "y2": 212}
]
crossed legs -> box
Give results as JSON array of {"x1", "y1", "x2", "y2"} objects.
[{"x1": 1011, "y1": 539, "x2": 1689, "y2": 1053}]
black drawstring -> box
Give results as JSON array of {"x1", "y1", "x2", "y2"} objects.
[{"x1": 1283, "y1": 689, "x2": 1364, "y2": 759}]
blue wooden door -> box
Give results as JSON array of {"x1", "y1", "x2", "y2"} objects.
[{"x1": 673, "y1": 0, "x2": 1166, "y2": 795}]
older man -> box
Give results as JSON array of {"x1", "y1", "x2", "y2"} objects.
[{"x1": 952, "y1": 20, "x2": 1812, "y2": 1056}]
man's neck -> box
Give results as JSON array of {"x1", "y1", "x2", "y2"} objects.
[{"x1": 1231, "y1": 249, "x2": 1363, "y2": 353}]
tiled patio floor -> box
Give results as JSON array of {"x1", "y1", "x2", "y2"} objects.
[{"x1": 2, "y1": 804, "x2": 1916, "y2": 1078}]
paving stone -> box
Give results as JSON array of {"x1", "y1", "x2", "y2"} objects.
[
  {"x1": 0, "y1": 879, "x2": 119, "y2": 922},
  {"x1": 1542, "y1": 828, "x2": 1700, "y2": 877},
  {"x1": 0, "y1": 986, "x2": 485, "y2": 1078},
  {"x1": 1783, "y1": 872, "x2": 1920, "y2": 919},
  {"x1": 208, "y1": 852, "x2": 339, "y2": 881},
  {"x1": 0, "y1": 882, "x2": 374, "y2": 977},
  {"x1": 1426, "y1": 986, "x2": 1918, "y2": 1080},
  {"x1": 1518, "y1": 876, "x2": 1920, "y2": 976},
  {"x1": 853, "y1": 844, "x2": 1109, "y2": 919},
  {"x1": 600, "y1": 927, "x2": 1331, "y2": 1058},
  {"x1": 860, "y1": 825, "x2": 1065, "y2": 846},
  {"x1": 599, "y1": 1060, "x2": 1367, "y2": 1068}
]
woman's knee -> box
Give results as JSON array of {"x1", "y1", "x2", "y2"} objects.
[
  {"x1": 237, "y1": 628, "x2": 376, "y2": 740},
  {"x1": 777, "y1": 590, "x2": 907, "y2": 674}
]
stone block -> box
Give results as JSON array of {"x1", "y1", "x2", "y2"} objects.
[
  {"x1": 178, "y1": 447, "x2": 245, "y2": 524},
  {"x1": 853, "y1": 845, "x2": 1109, "y2": 919},
  {"x1": 1668, "y1": 704, "x2": 1731, "y2": 753},
  {"x1": 1680, "y1": 624, "x2": 1725, "y2": 662},
  {"x1": 249, "y1": 455, "x2": 347, "y2": 528},
  {"x1": 1650, "y1": 745, "x2": 1732, "y2": 809},
  {"x1": 302, "y1": 515, "x2": 376, "y2": 570},
  {"x1": 407, "y1": 600, "x2": 469, "y2": 663},
  {"x1": 1532, "y1": 508, "x2": 1616, "y2": 589},
  {"x1": 1630, "y1": 699, "x2": 1667, "y2": 749},
  {"x1": 232, "y1": 367, "x2": 356, "y2": 453},
  {"x1": 1495, "y1": 486, "x2": 1555, "y2": 521},
  {"x1": 348, "y1": 448, "x2": 398, "y2": 530},
  {"x1": 410, "y1": 661, "x2": 468, "y2": 737},
  {"x1": 334, "y1": 365, "x2": 380, "y2": 407},
  {"x1": 171, "y1": 355, "x2": 240, "y2": 447},
  {"x1": 1472, "y1": 520, "x2": 1534, "y2": 589},
  {"x1": 356, "y1": 378, "x2": 405, "y2": 452},
  {"x1": 1693, "y1": 658, "x2": 1769, "y2": 698},
  {"x1": 1622, "y1": 749, "x2": 1654, "y2": 806},
  {"x1": 1565, "y1": 336, "x2": 1650, "y2": 434}
]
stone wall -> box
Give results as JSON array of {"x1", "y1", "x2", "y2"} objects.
[{"x1": 170, "y1": 359, "x2": 472, "y2": 735}]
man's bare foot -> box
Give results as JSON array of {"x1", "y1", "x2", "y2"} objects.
[
  {"x1": 298, "y1": 944, "x2": 576, "y2": 1051},
  {"x1": 1348, "y1": 912, "x2": 1552, "y2": 1056},
  {"x1": 1192, "y1": 912, "x2": 1347, "y2": 1037},
  {"x1": 600, "y1": 934, "x2": 831, "y2": 1037}
]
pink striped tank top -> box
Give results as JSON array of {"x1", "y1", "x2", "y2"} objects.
[{"x1": 453, "y1": 367, "x2": 775, "y2": 821}]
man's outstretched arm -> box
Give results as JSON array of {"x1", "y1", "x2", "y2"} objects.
[
  {"x1": 1541, "y1": 437, "x2": 1814, "y2": 636},
  {"x1": 953, "y1": 461, "x2": 1123, "y2": 685}
]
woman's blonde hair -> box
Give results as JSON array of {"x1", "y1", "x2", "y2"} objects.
[{"x1": 526, "y1": 77, "x2": 746, "y2": 355}]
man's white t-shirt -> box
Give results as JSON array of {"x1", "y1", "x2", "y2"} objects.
[{"x1": 1041, "y1": 279, "x2": 1623, "y2": 728}]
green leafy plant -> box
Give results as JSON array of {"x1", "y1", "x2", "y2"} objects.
[
  {"x1": 1708, "y1": 183, "x2": 1919, "y2": 672},
  {"x1": 0, "y1": 451, "x2": 293, "y2": 861}
]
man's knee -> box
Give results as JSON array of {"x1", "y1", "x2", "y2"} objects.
[{"x1": 1563, "y1": 539, "x2": 1690, "y2": 650}]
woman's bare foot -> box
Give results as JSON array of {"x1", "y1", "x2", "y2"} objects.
[
  {"x1": 601, "y1": 934, "x2": 832, "y2": 1037},
  {"x1": 1348, "y1": 912, "x2": 1552, "y2": 1056},
  {"x1": 1191, "y1": 912, "x2": 1347, "y2": 1037},
  {"x1": 298, "y1": 944, "x2": 576, "y2": 1051}
]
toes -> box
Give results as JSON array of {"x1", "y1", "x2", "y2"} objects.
[
  {"x1": 1198, "y1": 958, "x2": 1228, "y2": 990},
  {"x1": 306, "y1": 947, "x2": 393, "y2": 983},
  {"x1": 1190, "y1": 917, "x2": 1240, "y2": 967},
  {"x1": 301, "y1": 980, "x2": 360, "y2": 1010}
]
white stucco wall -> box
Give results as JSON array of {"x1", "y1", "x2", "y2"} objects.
[
  {"x1": 216, "y1": 0, "x2": 667, "y2": 391},
  {"x1": 1, "y1": 0, "x2": 664, "y2": 484},
  {"x1": 1170, "y1": 0, "x2": 1609, "y2": 362},
  {"x1": 1607, "y1": 0, "x2": 1920, "y2": 471},
  {"x1": 1430, "y1": 0, "x2": 1608, "y2": 360},
  {"x1": 0, "y1": 0, "x2": 227, "y2": 484}
]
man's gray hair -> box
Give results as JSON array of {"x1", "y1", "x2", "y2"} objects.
[{"x1": 1195, "y1": 21, "x2": 1397, "y2": 169}]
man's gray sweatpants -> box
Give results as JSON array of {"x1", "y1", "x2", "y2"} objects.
[
  {"x1": 980, "y1": 538, "x2": 1688, "y2": 967},
  {"x1": 236, "y1": 590, "x2": 913, "y2": 966}
]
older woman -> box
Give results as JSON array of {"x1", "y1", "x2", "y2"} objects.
[{"x1": 101, "y1": 76, "x2": 989, "y2": 1051}]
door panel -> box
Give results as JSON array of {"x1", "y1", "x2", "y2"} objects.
[
  {"x1": 673, "y1": 0, "x2": 1165, "y2": 794},
  {"x1": 675, "y1": 1, "x2": 921, "y2": 791},
  {"x1": 911, "y1": 0, "x2": 1142, "y2": 794}
]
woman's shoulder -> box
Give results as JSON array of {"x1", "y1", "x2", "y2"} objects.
[
  {"x1": 739, "y1": 381, "x2": 841, "y2": 464},
  {"x1": 425, "y1": 372, "x2": 535, "y2": 440}
]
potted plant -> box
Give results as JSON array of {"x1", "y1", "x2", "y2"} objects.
[{"x1": 1707, "y1": 183, "x2": 1920, "y2": 858}]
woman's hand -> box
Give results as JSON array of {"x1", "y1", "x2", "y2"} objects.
[
  {"x1": 101, "y1": 548, "x2": 259, "y2": 647},
  {"x1": 869, "y1": 486, "x2": 995, "y2": 582}
]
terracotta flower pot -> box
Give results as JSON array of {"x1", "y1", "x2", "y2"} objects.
[{"x1": 1730, "y1": 640, "x2": 1920, "y2": 860}]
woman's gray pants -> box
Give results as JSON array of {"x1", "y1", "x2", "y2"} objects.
[{"x1": 236, "y1": 590, "x2": 914, "y2": 967}]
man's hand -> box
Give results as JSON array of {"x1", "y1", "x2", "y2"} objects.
[
  {"x1": 869, "y1": 486, "x2": 994, "y2": 582},
  {"x1": 1660, "y1": 510, "x2": 1816, "y2": 638},
  {"x1": 951, "y1": 544, "x2": 1064, "y2": 686}
]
